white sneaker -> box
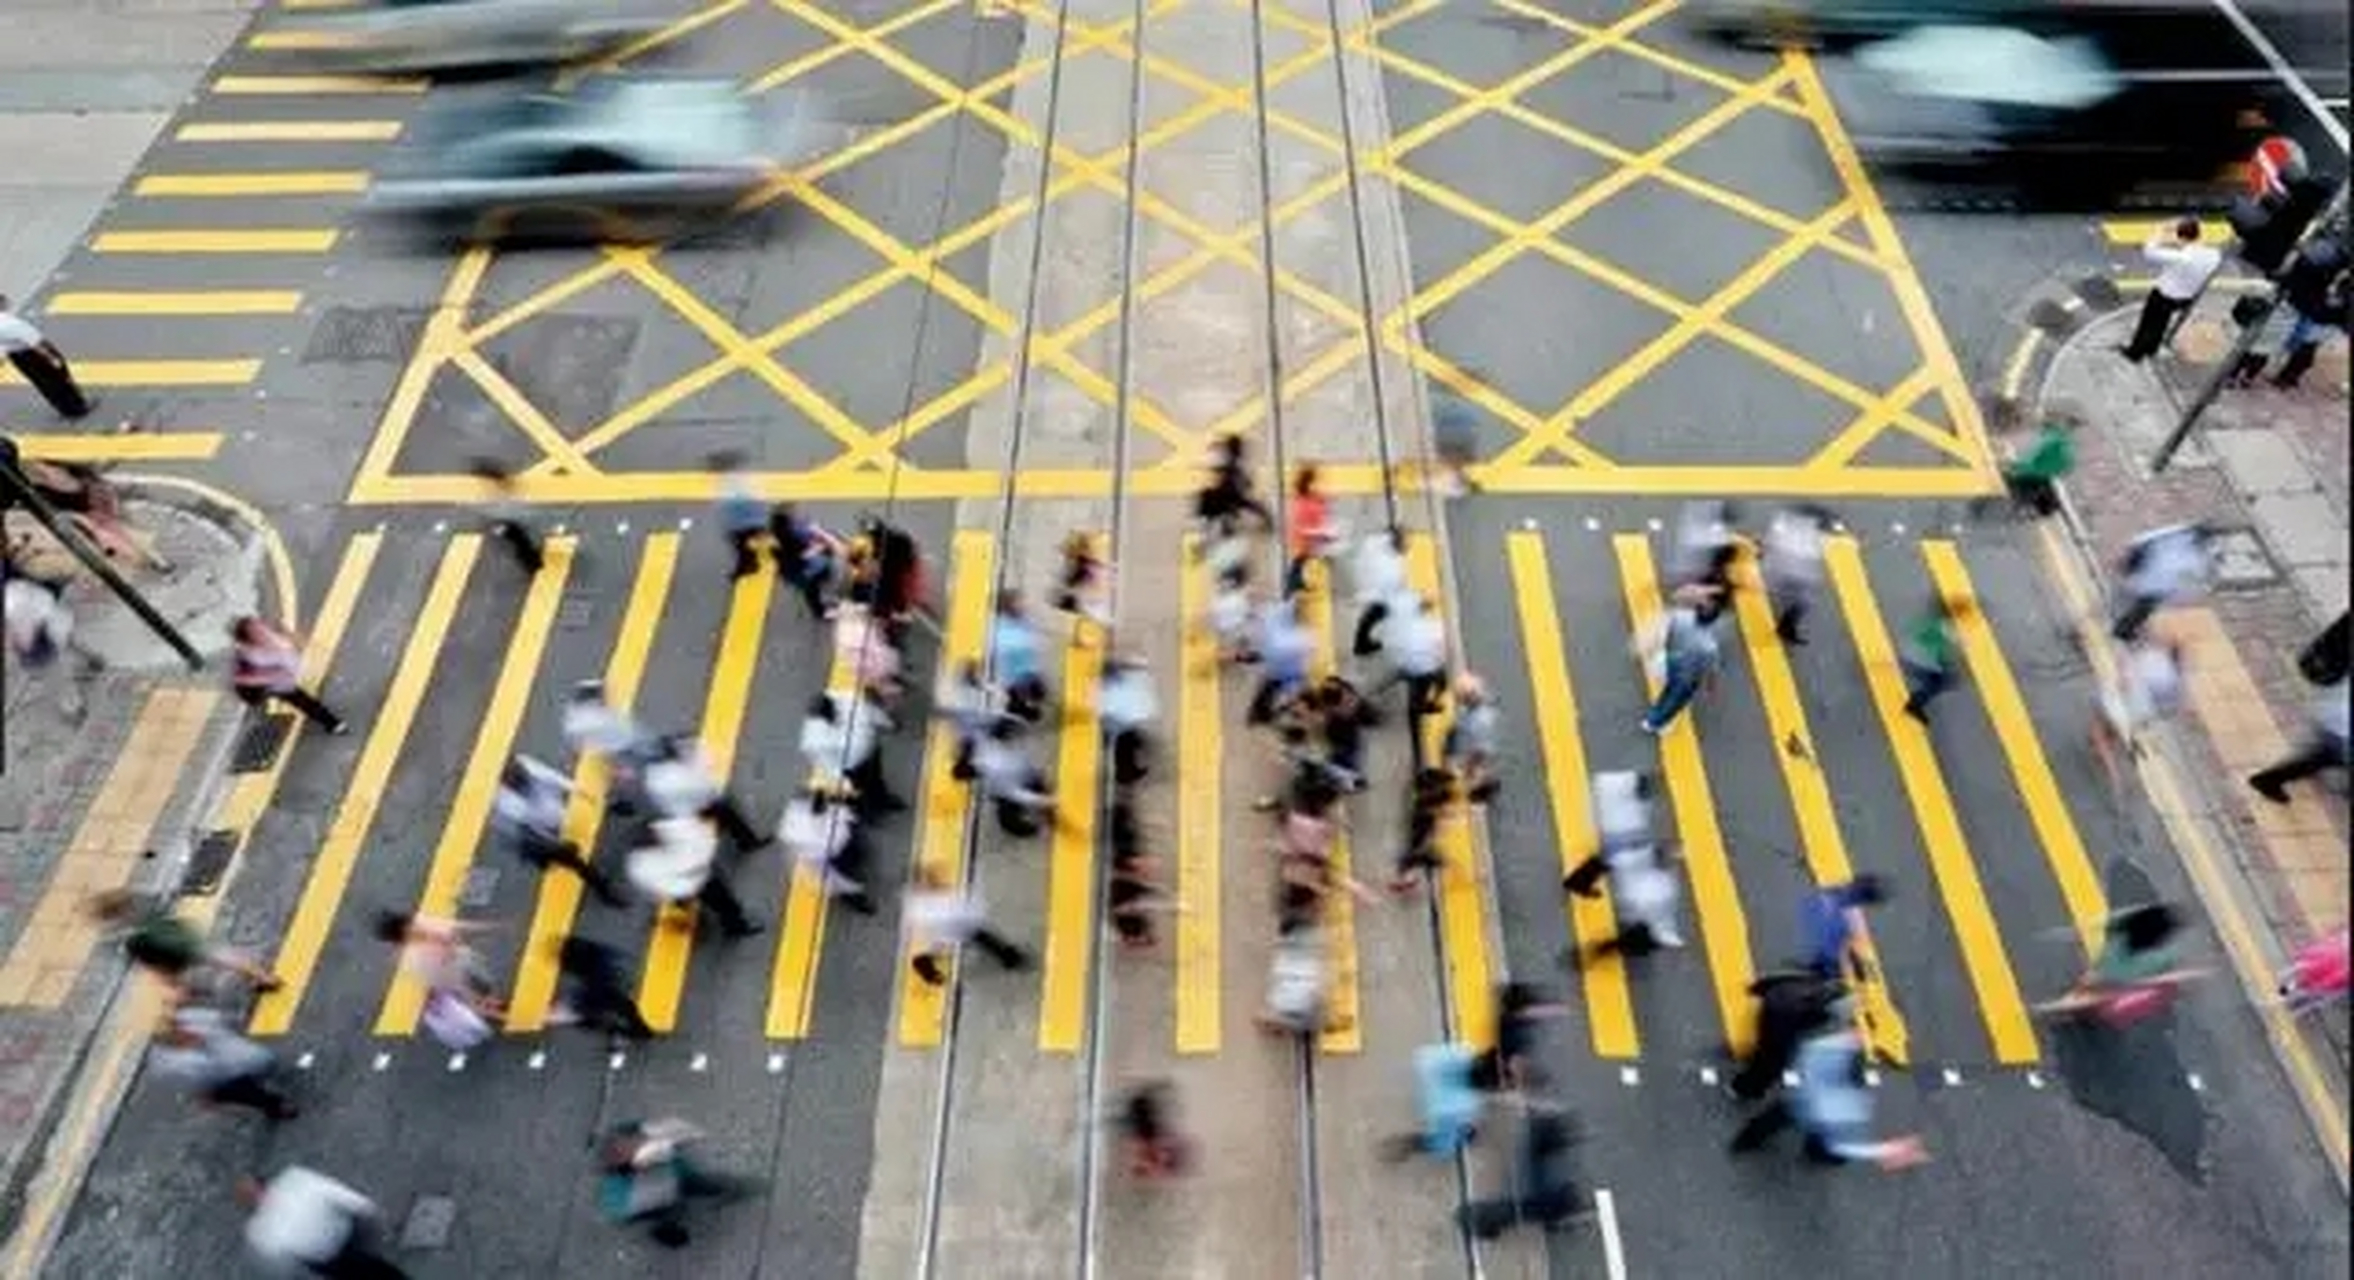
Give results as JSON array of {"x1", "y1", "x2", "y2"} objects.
[{"x1": 1655, "y1": 927, "x2": 1686, "y2": 949}]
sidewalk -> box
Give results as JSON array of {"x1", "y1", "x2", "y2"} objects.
[
  {"x1": 2023, "y1": 287, "x2": 2348, "y2": 1049},
  {"x1": 0, "y1": 0, "x2": 270, "y2": 1250}
]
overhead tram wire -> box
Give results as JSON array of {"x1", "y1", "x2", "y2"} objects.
[{"x1": 1318, "y1": 0, "x2": 1483, "y2": 1269}]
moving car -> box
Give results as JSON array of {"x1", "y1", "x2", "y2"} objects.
[
  {"x1": 367, "y1": 80, "x2": 822, "y2": 244},
  {"x1": 1684, "y1": 0, "x2": 2217, "y2": 50},
  {"x1": 281, "y1": 0, "x2": 667, "y2": 76}
]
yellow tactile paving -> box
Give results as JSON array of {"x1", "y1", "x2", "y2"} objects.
[{"x1": 0, "y1": 687, "x2": 222, "y2": 1008}]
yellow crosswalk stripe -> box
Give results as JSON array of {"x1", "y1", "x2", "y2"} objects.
[
  {"x1": 91, "y1": 229, "x2": 339, "y2": 254},
  {"x1": 1728, "y1": 552, "x2": 1910, "y2": 1065},
  {"x1": 1405, "y1": 536, "x2": 1495, "y2": 1050},
  {"x1": 1612, "y1": 535, "x2": 1755, "y2": 1056},
  {"x1": 134, "y1": 172, "x2": 369, "y2": 197},
  {"x1": 1301, "y1": 562, "x2": 1362, "y2": 1055},
  {"x1": 0, "y1": 360, "x2": 257, "y2": 387},
  {"x1": 637, "y1": 559, "x2": 774, "y2": 1032},
  {"x1": 1038, "y1": 638, "x2": 1105, "y2": 1054},
  {"x1": 375, "y1": 540, "x2": 574, "y2": 1034},
  {"x1": 1505, "y1": 532, "x2": 1637, "y2": 1059},
  {"x1": 2098, "y1": 218, "x2": 2232, "y2": 247},
  {"x1": 251, "y1": 536, "x2": 483, "y2": 1036},
  {"x1": 213, "y1": 74, "x2": 427, "y2": 95},
  {"x1": 1823, "y1": 537, "x2": 2038, "y2": 1064},
  {"x1": 766, "y1": 645, "x2": 858, "y2": 1041},
  {"x1": 1174, "y1": 537, "x2": 1223, "y2": 1055},
  {"x1": 249, "y1": 30, "x2": 368, "y2": 50},
  {"x1": 1924, "y1": 543, "x2": 2109, "y2": 956},
  {"x1": 44, "y1": 291, "x2": 302, "y2": 316},
  {"x1": 897, "y1": 533, "x2": 998, "y2": 1047},
  {"x1": 176, "y1": 121, "x2": 403, "y2": 143},
  {"x1": 504, "y1": 534, "x2": 678, "y2": 1033}
]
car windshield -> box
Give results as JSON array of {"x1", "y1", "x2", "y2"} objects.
[{"x1": 1859, "y1": 25, "x2": 2121, "y2": 109}]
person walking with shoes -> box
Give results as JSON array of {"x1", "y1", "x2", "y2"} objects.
[
  {"x1": 1347, "y1": 526, "x2": 1410, "y2": 659},
  {"x1": 239, "y1": 1166, "x2": 408, "y2": 1278},
  {"x1": 1636, "y1": 584, "x2": 1724, "y2": 735},
  {"x1": 230, "y1": 615, "x2": 347, "y2": 734},
  {"x1": 2120, "y1": 218, "x2": 2221, "y2": 363},
  {"x1": 628, "y1": 815, "x2": 763, "y2": 939},
  {"x1": 548, "y1": 937, "x2": 657, "y2": 1038},
  {"x1": 492, "y1": 755, "x2": 627, "y2": 907},
  {"x1": 907, "y1": 865, "x2": 1030, "y2": 985},
  {"x1": 1759, "y1": 504, "x2": 1832, "y2": 644},
  {"x1": 1898, "y1": 596, "x2": 1966, "y2": 724},
  {"x1": 645, "y1": 733, "x2": 769, "y2": 852},
  {"x1": 0, "y1": 294, "x2": 95, "y2": 419},
  {"x1": 467, "y1": 457, "x2": 545, "y2": 574},
  {"x1": 2249, "y1": 679, "x2": 2350, "y2": 803},
  {"x1": 155, "y1": 1000, "x2": 300, "y2": 1122}
]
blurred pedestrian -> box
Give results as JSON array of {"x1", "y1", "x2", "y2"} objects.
[
  {"x1": 833, "y1": 598, "x2": 904, "y2": 704},
  {"x1": 1382, "y1": 1042, "x2": 1483, "y2": 1161},
  {"x1": 990, "y1": 588, "x2": 1049, "y2": 723},
  {"x1": 1246, "y1": 597, "x2": 1314, "y2": 726},
  {"x1": 1117, "y1": 1080, "x2": 1194, "y2": 1180},
  {"x1": 2249, "y1": 678, "x2": 2350, "y2": 803},
  {"x1": 597, "y1": 1119, "x2": 762, "y2": 1250},
  {"x1": 1428, "y1": 378, "x2": 1481, "y2": 497},
  {"x1": 2112, "y1": 523, "x2": 2212, "y2": 642},
  {"x1": 1671, "y1": 499, "x2": 1741, "y2": 594},
  {"x1": 1729, "y1": 1010, "x2": 1931, "y2": 1173},
  {"x1": 1348, "y1": 526, "x2": 1410, "y2": 659},
  {"x1": 5, "y1": 563, "x2": 97, "y2": 721},
  {"x1": 2265, "y1": 236, "x2": 2348, "y2": 389},
  {"x1": 231, "y1": 615, "x2": 347, "y2": 734},
  {"x1": 1635, "y1": 583, "x2": 1724, "y2": 735},
  {"x1": 1798, "y1": 874, "x2": 1887, "y2": 981},
  {"x1": 468, "y1": 457, "x2": 544, "y2": 574},
  {"x1": 1369, "y1": 593, "x2": 1447, "y2": 721},
  {"x1": 1388, "y1": 766, "x2": 1455, "y2": 896},
  {"x1": 712, "y1": 453, "x2": 769, "y2": 580},
  {"x1": 2091, "y1": 622, "x2": 2187, "y2": 781},
  {"x1": 1108, "y1": 799, "x2": 1177, "y2": 951},
  {"x1": 492, "y1": 755, "x2": 627, "y2": 907},
  {"x1": 1760, "y1": 504, "x2": 1832, "y2": 643},
  {"x1": 1258, "y1": 914, "x2": 1330, "y2": 1035},
  {"x1": 1898, "y1": 595, "x2": 1965, "y2": 723},
  {"x1": 1204, "y1": 532, "x2": 1258, "y2": 664},
  {"x1": 561, "y1": 679, "x2": 656, "y2": 808},
  {"x1": 1978, "y1": 410, "x2": 2075, "y2": 520},
  {"x1": 1053, "y1": 530, "x2": 1111, "y2": 641},
  {"x1": 1561, "y1": 770, "x2": 1657, "y2": 898},
  {"x1": 1444, "y1": 673, "x2": 1500, "y2": 801},
  {"x1": 1310, "y1": 673, "x2": 1378, "y2": 793},
  {"x1": 18, "y1": 457, "x2": 171, "y2": 574},
  {"x1": 1729, "y1": 967, "x2": 1842, "y2": 1103},
  {"x1": 973, "y1": 716, "x2": 1053, "y2": 837},
  {"x1": 1100, "y1": 652, "x2": 1159, "y2": 785},
  {"x1": 2120, "y1": 218, "x2": 2220, "y2": 363},
  {"x1": 0, "y1": 293, "x2": 94, "y2": 419},
  {"x1": 89, "y1": 888, "x2": 280, "y2": 997},
  {"x1": 156, "y1": 1001, "x2": 298, "y2": 1122},
  {"x1": 1195, "y1": 433, "x2": 1273, "y2": 537},
  {"x1": 860, "y1": 514, "x2": 929, "y2": 629},
  {"x1": 907, "y1": 865, "x2": 1029, "y2": 985},
  {"x1": 769, "y1": 503, "x2": 841, "y2": 621},
  {"x1": 238, "y1": 1166, "x2": 405, "y2": 1278},
  {"x1": 779, "y1": 787, "x2": 877, "y2": 915},
  {"x1": 940, "y1": 659, "x2": 997, "y2": 782},
  {"x1": 1473, "y1": 981, "x2": 1568, "y2": 1094},
  {"x1": 627, "y1": 815, "x2": 763, "y2": 939},
  {"x1": 549, "y1": 937, "x2": 656, "y2": 1038},
  {"x1": 646, "y1": 732, "x2": 769, "y2": 850},
  {"x1": 800, "y1": 690, "x2": 902, "y2": 817},
  {"x1": 1459, "y1": 1098, "x2": 1588, "y2": 1238},
  {"x1": 1285, "y1": 464, "x2": 1338, "y2": 595},
  {"x1": 372, "y1": 911, "x2": 505, "y2": 1020},
  {"x1": 2277, "y1": 927, "x2": 2351, "y2": 1015},
  {"x1": 1565, "y1": 840, "x2": 1685, "y2": 963}
]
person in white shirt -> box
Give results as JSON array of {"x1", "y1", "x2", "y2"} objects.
[
  {"x1": 940, "y1": 659, "x2": 1000, "y2": 780},
  {"x1": 561, "y1": 680, "x2": 655, "y2": 808},
  {"x1": 627, "y1": 815, "x2": 762, "y2": 938},
  {"x1": 1370, "y1": 593, "x2": 1448, "y2": 718},
  {"x1": 4, "y1": 566, "x2": 97, "y2": 720},
  {"x1": 0, "y1": 294, "x2": 94, "y2": 418},
  {"x1": 799, "y1": 690, "x2": 902, "y2": 816},
  {"x1": 779, "y1": 787, "x2": 876, "y2": 915},
  {"x1": 2250, "y1": 679, "x2": 2351, "y2": 804},
  {"x1": 643, "y1": 734, "x2": 768, "y2": 851},
  {"x1": 2111, "y1": 523, "x2": 2213, "y2": 642},
  {"x1": 1567, "y1": 840, "x2": 1686, "y2": 964},
  {"x1": 1561, "y1": 770, "x2": 1657, "y2": 897},
  {"x1": 238, "y1": 1166, "x2": 405, "y2": 1278},
  {"x1": 1205, "y1": 534, "x2": 1258, "y2": 663},
  {"x1": 1348, "y1": 527, "x2": 1411, "y2": 658},
  {"x1": 2121, "y1": 218, "x2": 2222, "y2": 363},
  {"x1": 492, "y1": 755, "x2": 626, "y2": 906},
  {"x1": 1761, "y1": 504, "x2": 1833, "y2": 646},
  {"x1": 1100, "y1": 652, "x2": 1159, "y2": 785},
  {"x1": 973, "y1": 716, "x2": 1053, "y2": 836},
  {"x1": 1670, "y1": 499, "x2": 1741, "y2": 592},
  {"x1": 1442, "y1": 673, "x2": 1501, "y2": 801},
  {"x1": 906, "y1": 865, "x2": 1029, "y2": 984}
]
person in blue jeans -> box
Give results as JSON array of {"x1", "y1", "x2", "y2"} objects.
[
  {"x1": 1640, "y1": 584, "x2": 1725, "y2": 735},
  {"x1": 1799, "y1": 874, "x2": 1888, "y2": 981}
]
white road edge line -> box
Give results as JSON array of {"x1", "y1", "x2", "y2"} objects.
[
  {"x1": 2209, "y1": 0, "x2": 2350, "y2": 150},
  {"x1": 1596, "y1": 1187, "x2": 1628, "y2": 1280}
]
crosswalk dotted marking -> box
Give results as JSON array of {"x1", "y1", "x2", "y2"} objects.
[
  {"x1": 252, "y1": 536, "x2": 483, "y2": 1036},
  {"x1": 1823, "y1": 537, "x2": 2039, "y2": 1065},
  {"x1": 1039, "y1": 637, "x2": 1105, "y2": 1055},
  {"x1": 1612, "y1": 535, "x2": 1756, "y2": 1058},
  {"x1": 896, "y1": 533, "x2": 997, "y2": 1048},
  {"x1": 1406, "y1": 536, "x2": 1496, "y2": 1051},
  {"x1": 1175, "y1": 539, "x2": 1223, "y2": 1055},
  {"x1": 376, "y1": 539, "x2": 575, "y2": 1035},
  {"x1": 1506, "y1": 531, "x2": 1637, "y2": 1060},
  {"x1": 504, "y1": 535, "x2": 679, "y2": 1033},
  {"x1": 766, "y1": 646, "x2": 858, "y2": 1041},
  {"x1": 637, "y1": 556, "x2": 774, "y2": 1033},
  {"x1": 1301, "y1": 562, "x2": 1362, "y2": 1056}
]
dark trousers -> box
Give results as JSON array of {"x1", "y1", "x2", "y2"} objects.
[
  {"x1": 727, "y1": 527, "x2": 763, "y2": 578},
  {"x1": 8, "y1": 348, "x2": 92, "y2": 418},
  {"x1": 2112, "y1": 593, "x2": 2161, "y2": 643},
  {"x1": 492, "y1": 519, "x2": 544, "y2": 572},
  {"x1": 1351, "y1": 601, "x2": 1388, "y2": 657},
  {"x1": 205, "y1": 1069, "x2": 295, "y2": 1120},
  {"x1": 696, "y1": 866, "x2": 757, "y2": 935},
  {"x1": 1372, "y1": 666, "x2": 1445, "y2": 719},
  {"x1": 846, "y1": 753, "x2": 903, "y2": 815},
  {"x1": 2123, "y1": 291, "x2": 2191, "y2": 361},
  {"x1": 784, "y1": 565, "x2": 828, "y2": 619},
  {"x1": 703, "y1": 795, "x2": 764, "y2": 851},
  {"x1": 913, "y1": 926, "x2": 1028, "y2": 983},
  {"x1": 518, "y1": 831, "x2": 625, "y2": 906},
  {"x1": 1396, "y1": 807, "x2": 1443, "y2": 878},
  {"x1": 1006, "y1": 675, "x2": 1048, "y2": 725},
  {"x1": 1900, "y1": 659, "x2": 1952, "y2": 720},
  {"x1": 311, "y1": 1221, "x2": 408, "y2": 1278},
  {"x1": 559, "y1": 942, "x2": 654, "y2": 1037},
  {"x1": 2274, "y1": 338, "x2": 2323, "y2": 388},
  {"x1": 237, "y1": 682, "x2": 344, "y2": 731},
  {"x1": 1246, "y1": 674, "x2": 1298, "y2": 726},
  {"x1": 1110, "y1": 729, "x2": 1150, "y2": 785},
  {"x1": 2252, "y1": 737, "x2": 2345, "y2": 794}
]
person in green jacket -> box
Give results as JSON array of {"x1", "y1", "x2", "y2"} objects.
[
  {"x1": 88, "y1": 889, "x2": 282, "y2": 997},
  {"x1": 1898, "y1": 596, "x2": 1966, "y2": 724},
  {"x1": 1977, "y1": 405, "x2": 2077, "y2": 519}
]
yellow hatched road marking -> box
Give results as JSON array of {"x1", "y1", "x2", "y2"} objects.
[
  {"x1": 92, "y1": 229, "x2": 338, "y2": 254},
  {"x1": 1822, "y1": 538, "x2": 2037, "y2": 1063},
  {"x1": 505, "y1": 535, "x2": 678, "y2": 1032},
  {"x1": 135, "y1": 171, "x2": 369, "y2": 197},
  {"x1": 1727, "y1": 552, "x2": 1910, "y2": 1065},
  {"x1": 1039, "y1": 640, "x2": 1106, "y2": 1053},
  {"x1": 1923, "y1": 543, "x2": 2109, "y2": 956},
  {"x1": 45, "y1": 291, "x2": 301, "y2": 316},
  {"x1": 1175, "y1": 537, "x2": 1222, "y2": 1054},
  {"x1": 1611, "y1": 535, "x2": 1755, "y2": 1055},
  {"x1": 1300, "y1": 562, "x2": 1361, "y2": 1054},
  {"x1": 251, "y1": 536, "x2": 483, "y2": 1035},
  {"x1": 1, "y1": 360, "x2": 257, "y2": 387},
  {"x1": 1505, "y1": 533, "x2": 1636, "y2": 1059},
  {"x1": 1406, "y1": 536, "x2": 1495, "y2": 1050},
  {"x1": 177, "y1": 120, "x2": 401, "y2": 143},
  {"x1": 897, "y1": 532, "x2": 998, "y2": 1047},
  {"x1": 637, "y1": 560, "x2": 774, "y2": 1032},
  {"x1": 213, "y1": 74, "x2": 426, "y2": 95},
  {"x1": 766, "y1": 645, "x2": 857, "y2": 1040},
  {"x1": 375, "y1": 539, "x2": 574, "y2": 1034}
]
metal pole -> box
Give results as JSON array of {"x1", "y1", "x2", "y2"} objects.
[{"x1": 0, "y1": 438, "x2": 204, "y2": 671}]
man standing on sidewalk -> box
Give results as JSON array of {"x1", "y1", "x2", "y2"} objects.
[
  {"x1": 2120, "y1": 219, "x2": 2221, "y2": 364},
  {"x1": 0, "y1": 294, "x2": 95, "y2": 419}
]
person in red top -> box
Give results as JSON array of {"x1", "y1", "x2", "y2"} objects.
[
  {"x1": 1285, "y1": 464, "x2": 1336, "y2": 596},
  {"x1": 229, "y1": 615, "x2": 347, "y2": 734}
]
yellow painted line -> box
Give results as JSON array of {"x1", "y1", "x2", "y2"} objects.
[
  {"x1": 349, "y1": 247, "x2": 490, "y2": 498},
  {"x1": 250, "y1": 536, "x2": 483, "y2": 1035},
  {"x1": 450, "y1": 349, "x2": 600, "y2": 477},
  {"x1": 177, "y1": 122, "x2": 400, "y2": 145},
  {"x1": 2002, "y1": 328, "x2": 2045, "y2": 401},
  {"x1": 17, "y1": 433, "x2": 222, "y2": 462},
  {"x1": 1923, "y1": 543, "x2": 2109, "y2": 956},
  {"x1": 46, "y1": 291, "x2": 301, "y2": 316},
  {"x1": 374, "y1": 540, "x2": 573, "y2": 1035},
  {"x1": 1821, "y1": 538, "x2": 2038, "y2": 1064},
  {"x1": 2099, "y1": 218, "x2": 2233, "y2": 247},
  {"x1": 0, "y1": 360, "x2": 257, "y2": 387},
  {"x1": 1039, "y1": 639, "x2": 1105, "y2": 1053},
  {"x1": 282, "y1": 0, "x2": 359, "y2": 8},
  {"x1": 1728, "y1": 554, "x2": 1910, "y2": 1065},
  {"x1": 249, "y1": 29, "x2": 367, "y2": 50},
  {"x1": 897, "y1": 532, "x2": 998, "y2": 1047},
  {"x1": 1405, "y1": 537, "x2": 1496, "y2": 1050},
  {"x1": 92, "y1": 229, "x2": 338, "y2": 254},
  {"x1": 212, "y1": 74, "x2": 426, "y2": 95},
  {"x1": 1611, "y1": 535, "x2": 1754, "y2": 1055},
  {"x1": 1299, "y1": 562, "x2": 1362, "y2": 1054},
  {"x1": 504, "y1": 534, "x2": 678, "y2": 1032},
  {"x1": 1505, "y1": 532, "x2": 1636, "y2": 1058},
  {"x1": 1175, "y1": 537, "x2": 1223, "y2": 1053},
  {"x1": 135, "y1": 171, "x2": 369, "y2": 197},
  {"x1": 766, "y1": 644, "x2": 856, "y2": 1041},
  {"x1": 636, "y1": 559, "x2": 774, "y2": 1032}
]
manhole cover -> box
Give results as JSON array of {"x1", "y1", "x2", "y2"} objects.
[
  {"x1": 230, "y1": 714, "x2": 293, "y2": 773},
  {"x1": 2208, "y1": 527, "x2": 2280, "y2": 587},
  {"x1": 2071, "y1": 276, "x2": 2125, "y2": 312},
  {"x1": 400, "y1": 1195, "x2": 456, "y2": 1250},
  {"x1": 181, "y1": 830, "x2": 238, "y2": 897}
]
